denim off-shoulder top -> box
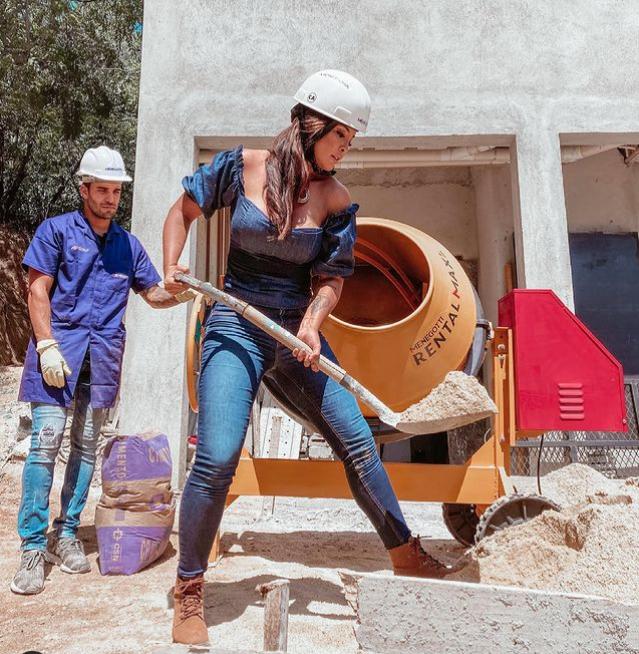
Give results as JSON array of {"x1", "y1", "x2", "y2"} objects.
[{"x1": 182, "y1": 145, "x2": 358, "y2": 310}]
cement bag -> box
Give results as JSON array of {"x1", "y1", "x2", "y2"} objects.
[{"x1": 95, "y1": 431, "x2": 175, "y2": 575}]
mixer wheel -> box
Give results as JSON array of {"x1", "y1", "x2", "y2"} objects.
[
  {"x1": 475, "y1": 493, "x2": 561, "y2": 543},
  {"x1": 442, "y1": 503, "x2": 480, "y2": 547}
]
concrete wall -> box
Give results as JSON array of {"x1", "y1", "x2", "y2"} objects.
[
  {"x1": 563, "y1": 149, "x2": 639, "y2": 233},
  {"x1": 345, "y1": 149, "x2": 639, "y2": 328},
  {"x1": 340, "y1": 167, "x2": 477, "y2": 259},
  {"x1": 472, "y1": 165, "x2": 515, "y2": 324},
  {"x1": 121, "y1": 0, "x2": 639, "y2": 482}
]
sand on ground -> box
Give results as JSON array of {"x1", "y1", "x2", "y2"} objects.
[{"x1": 0, "y1": 443, "x2": 457, "y2": 653}]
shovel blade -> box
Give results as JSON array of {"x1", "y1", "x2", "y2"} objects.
[
  {"x1": 391, "y1": 409, "x2": 496, "y2": 437},
  {"x1": 380, "y1": 372, "x2": 498, "y2": 442}
]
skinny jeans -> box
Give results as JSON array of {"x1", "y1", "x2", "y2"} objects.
[
  {"x1": 178, "y1": 303, "x2": 411, "y2": 576},
  {"x1": 17, "y1": 363, "x2": 105, "y2": 551}
]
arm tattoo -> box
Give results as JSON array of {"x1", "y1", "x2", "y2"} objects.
[{"x1": 309, "y1": 294, "x2": 331, "y2": 316}]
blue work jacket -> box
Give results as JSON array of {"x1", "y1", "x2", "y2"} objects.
[{"x1": 19, "y1": 211, "x2": 161, "y2": 408}]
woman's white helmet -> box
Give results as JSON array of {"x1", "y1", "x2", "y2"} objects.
[
  {"x1": 76, "y1": 146, "x2": 132, "y2": 183},
  {"x1": 293, "y1": 69, "x2": 371, "y2": 133}
]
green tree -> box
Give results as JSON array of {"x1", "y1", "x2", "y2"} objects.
[{"x1": 0, "y1": 0, "x2": 143, "y2": 231}]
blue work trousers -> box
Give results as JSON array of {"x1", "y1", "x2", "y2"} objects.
[
  {"x1": 17, "y1": 369, "x2": 105, "y2": 551},
  {"x1": 178, "y1": 303, "x2": 411, "y2": 576}
]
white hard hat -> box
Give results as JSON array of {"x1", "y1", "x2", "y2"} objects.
[
  {"x1": 293, "y1": 69, "x2": 371, "y2": 133},
  {"x1": 76, "y1": 146, "x2": 132, "y2": 183}
]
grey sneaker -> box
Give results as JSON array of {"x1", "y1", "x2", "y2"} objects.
[
  {"x1": 11, "y1": 549, "x2": 52, "y2": 595},
  {"x1": 53, "y1": 537, "x2": 91, "y2": 574}
]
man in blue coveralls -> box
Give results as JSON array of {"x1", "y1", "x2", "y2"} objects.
[{"x1": 11, "y1": 146, "x2": 192, "y2": 595}]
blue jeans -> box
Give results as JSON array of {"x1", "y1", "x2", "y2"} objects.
[
  {"x1": 17, "y1": 367, "x2": 105, "y2": 551},
  {"x1": 178, "y1": 303, "x2": 411, "y2": 576}
]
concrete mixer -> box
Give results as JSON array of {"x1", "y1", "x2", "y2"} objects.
[
  {"x1": 322, "y1": 217, "x2": 486, "y2": 422},
  {"x1": 183, "y1": 216, "x2": 628, "y2": 555}
]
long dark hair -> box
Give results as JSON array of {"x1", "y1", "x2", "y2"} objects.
[{"x1": 264, "y1": 105, "x2": 335, "y2": 240}]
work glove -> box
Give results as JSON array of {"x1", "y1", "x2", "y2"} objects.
[
  {"x1": 36, "y1": 339, "x2": 72, "y2": 388},
  {"x1": 174, "y1": 289, "x2": 199, "y2": 304}
]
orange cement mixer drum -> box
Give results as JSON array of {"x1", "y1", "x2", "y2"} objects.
[{"x1": 321, "y1": 217, "x2": 477, "y2": 415}]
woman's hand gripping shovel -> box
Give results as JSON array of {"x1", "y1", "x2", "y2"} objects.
[{"x1": 174, "y1": 272, "x2": 497, "y2": 439}]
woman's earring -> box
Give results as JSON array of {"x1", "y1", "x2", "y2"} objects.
[{"x1": 298, "y1": 187, "x2": 310, "y2": 204}]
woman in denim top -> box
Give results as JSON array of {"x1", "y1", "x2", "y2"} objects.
[{"x1": 163, "y1": 70, "x2": 447, "y2": 646}]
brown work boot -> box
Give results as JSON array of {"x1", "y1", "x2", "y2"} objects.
[
  {"x1": 172, "y1": 574, "x2": 209, "y2": 645},
  {"x1": 388, "y1": 536, "x2": 448, "y2": 579}
]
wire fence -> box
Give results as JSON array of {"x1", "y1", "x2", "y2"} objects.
[{"x1": 511, "y1": 379, "x2": 639, "y2": 479}]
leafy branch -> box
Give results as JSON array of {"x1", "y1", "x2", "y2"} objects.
[{"x1": 0, "y1": 0, "x2": 143, "y2": 230}]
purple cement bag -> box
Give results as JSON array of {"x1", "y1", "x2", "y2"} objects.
[{"x1": 95, "y1": 431, "x2": 176, "y2": 575}]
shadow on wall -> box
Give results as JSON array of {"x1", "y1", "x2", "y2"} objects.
[{"x1": 0, "y1": 223, "x2": 30, "y2": 365}]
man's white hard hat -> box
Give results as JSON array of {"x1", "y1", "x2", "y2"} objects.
[
  {"x1": 293, "y1": 69, "x2": 371, "y2": 133},
  {"x1": 76, "y1": 146, "x2": 132, "y2": 183}
]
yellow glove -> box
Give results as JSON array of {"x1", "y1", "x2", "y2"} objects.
[
  {"x1": 36, "y1": 339, "x2": 72, "y2": 388},
  {"x1": 174, "y1": 289, "x2": 199, "y2": 304}
]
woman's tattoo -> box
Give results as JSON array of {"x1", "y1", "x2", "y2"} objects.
[{"x1": 310, "y1": 294, "x2": 330, "y2": 316}]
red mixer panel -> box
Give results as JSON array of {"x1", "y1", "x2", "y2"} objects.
[{"x1": 498, "y1": 290, "x2": 627, "y2": 432}]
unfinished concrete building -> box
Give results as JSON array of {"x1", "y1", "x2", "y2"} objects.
[{"x1": 120, "y1": 1, "x2": 639, "y2": 485}]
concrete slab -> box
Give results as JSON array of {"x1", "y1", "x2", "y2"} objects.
[{"x1": 350, "y1": 573, "x2": 639, "y2": 654}]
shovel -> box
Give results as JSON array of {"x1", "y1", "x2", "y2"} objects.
[{"x1": 174, "y1": 272, "x2": 497, "y2": 436}]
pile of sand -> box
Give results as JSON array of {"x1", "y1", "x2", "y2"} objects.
[
  {"x1": 396, "y1": 371, "x2": 497, "y2": 434},
  {"x1": 449, "y1": 463, "x2": 639, "y2": 604}
]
